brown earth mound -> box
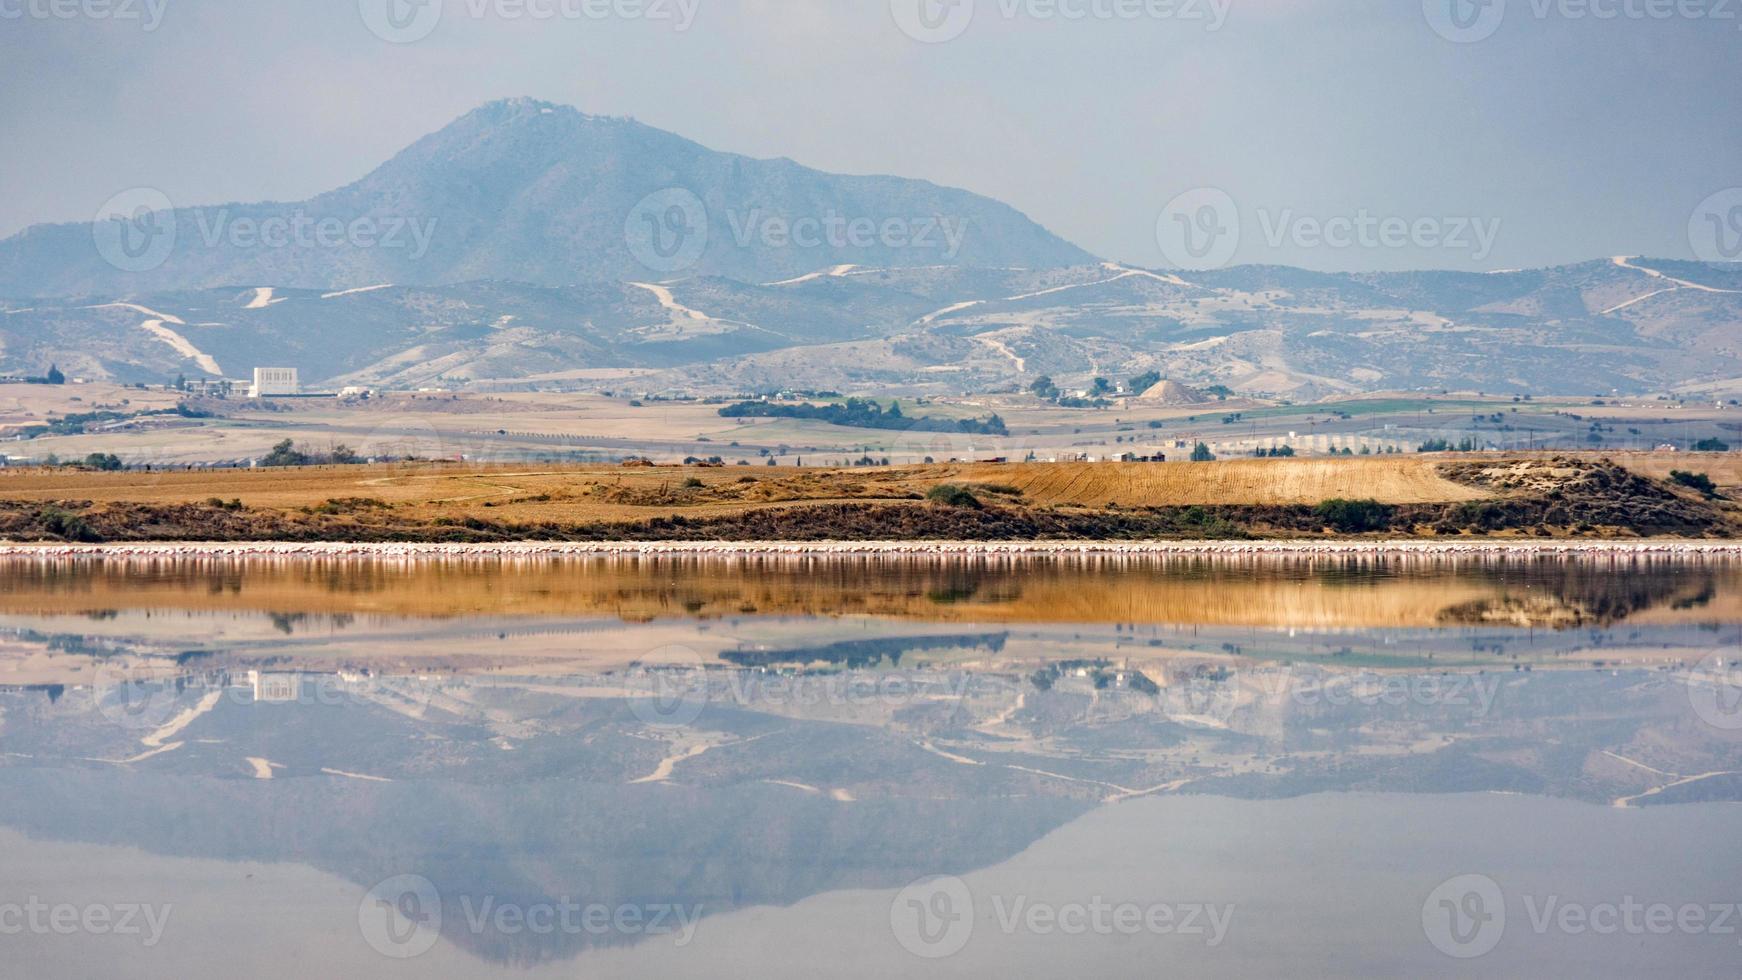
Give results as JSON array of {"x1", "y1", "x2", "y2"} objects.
[{"x1": 1136, "y1": 380, "x2": 1210, "y2": 405}]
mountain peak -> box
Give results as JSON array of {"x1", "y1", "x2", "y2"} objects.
[{"x1": 457, "y1": 97, "x2": 641, "y2": 133}]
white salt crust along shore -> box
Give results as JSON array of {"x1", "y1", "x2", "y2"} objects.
[{"x1": 0, "y1": 540, "x2": 1738, "y2": 562}]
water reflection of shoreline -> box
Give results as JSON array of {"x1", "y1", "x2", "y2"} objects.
[{"x1": 0, "y1": 556, "x2": 1737, "y2": 629}]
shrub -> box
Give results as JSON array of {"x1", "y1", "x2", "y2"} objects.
[
  {"x1": 38, "y1": 506, "x2": 101, "y2": 542},
  {"x1": 926, "y1": 484, "x2": 982, "y2": 508},
  {"x1": 1314, "y1": 498, "x2": 1396, "y2": 533},
  {"x1": 1670, "y1": 470, "x2": 1721, "y2": 498}
]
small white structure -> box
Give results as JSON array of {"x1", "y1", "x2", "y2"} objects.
[
  {"x1": 250, "y1": 671, "x2": 301, "y2": 703},
  {"x1": 249, "y1": 367, "x2": 300, "y2": 399}
]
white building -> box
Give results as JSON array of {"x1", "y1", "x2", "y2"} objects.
[
  {"x1": 249, "y1": 671, "x2": 301, "y2": 703},
  {"x1": 249, "y1": 367, "x2": 300, "y2": 398}
]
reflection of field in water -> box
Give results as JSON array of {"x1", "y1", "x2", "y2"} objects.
[
  {"x1": 0, "y1": 556, "x2": 1737, "y2": 684},
  {"x1": 0, "y1": 554, "x2": 1738, "y2": 628}
]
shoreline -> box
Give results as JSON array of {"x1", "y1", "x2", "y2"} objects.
[{"x1": 0, "y1": 538, "x2": 1740, "y2": 561}]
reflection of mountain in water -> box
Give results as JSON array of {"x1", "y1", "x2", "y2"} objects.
[
  {"x1": 0, "y1": 679, "x2": 1092, "y2": 967},
  {"x1": 1434, "y1": 565, "x2": 1721, "y2": 628},
  {"x1": 1, "y1": 653, "x2": 1739, "y2": 966}
]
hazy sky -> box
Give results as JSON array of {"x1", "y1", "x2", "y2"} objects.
[{"x1": 1, "y1": 0, "x2": 1737, "y2": 271}]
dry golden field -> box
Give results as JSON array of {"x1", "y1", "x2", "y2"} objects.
[
  {"x1": 0, "y1": 455, "x2": 1495, "y2": 526},
  {"x1": 937, "y1": 458, "x2": 1488, "y2": 507}
]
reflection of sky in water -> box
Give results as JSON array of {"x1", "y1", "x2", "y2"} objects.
[{"x1": 2, "y1": 557, "x2": 1740, "y2": 977}]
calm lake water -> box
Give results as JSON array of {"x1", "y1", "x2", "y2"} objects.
[{"x1": 1, "y1": 554, "x2": 1739, "y2": 977}]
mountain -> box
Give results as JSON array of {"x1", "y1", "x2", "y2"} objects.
[
  {"x1": 4, "y1": 256, "x2": 1740, "y2": 397},
  {"x1": 0, "y1": 100, "x2": 1736, "y2": 397},
  {"x1": 0, "y1": 98, "x2": 1096, "y2": 298}
]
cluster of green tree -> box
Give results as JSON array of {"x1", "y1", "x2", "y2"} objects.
[
  {"x1": 20, "y1": 410, "x2": 130, "y2": 439},
  {"x1": 22, "y1": 364, "x2": 67, "y2": 385},
  {"x1": 260, "y1": 440, "x2": 363, "y2": 467},
  {"x1": 1693, "y1": 438, "x2": 1732, "y2": 452},
  {"x1": 1190, "y1": 442, "x2": 1216, "y2": 462},
  {"x1": 718, "y1": 399, "x2": 1008, "y2": 436},
  {"x1": 1029, "y1": 376, "x2": 1112, "y2": 409},
  {"x1": 1419, "y1": 438, "x2": 1480, "y2": 453},
  {"x1": 1253, "y1": 446, "x2": 1297, "y2": 458},
  {"x1": 19, "y1": 403, "x2": 210, "y2": 440}
]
